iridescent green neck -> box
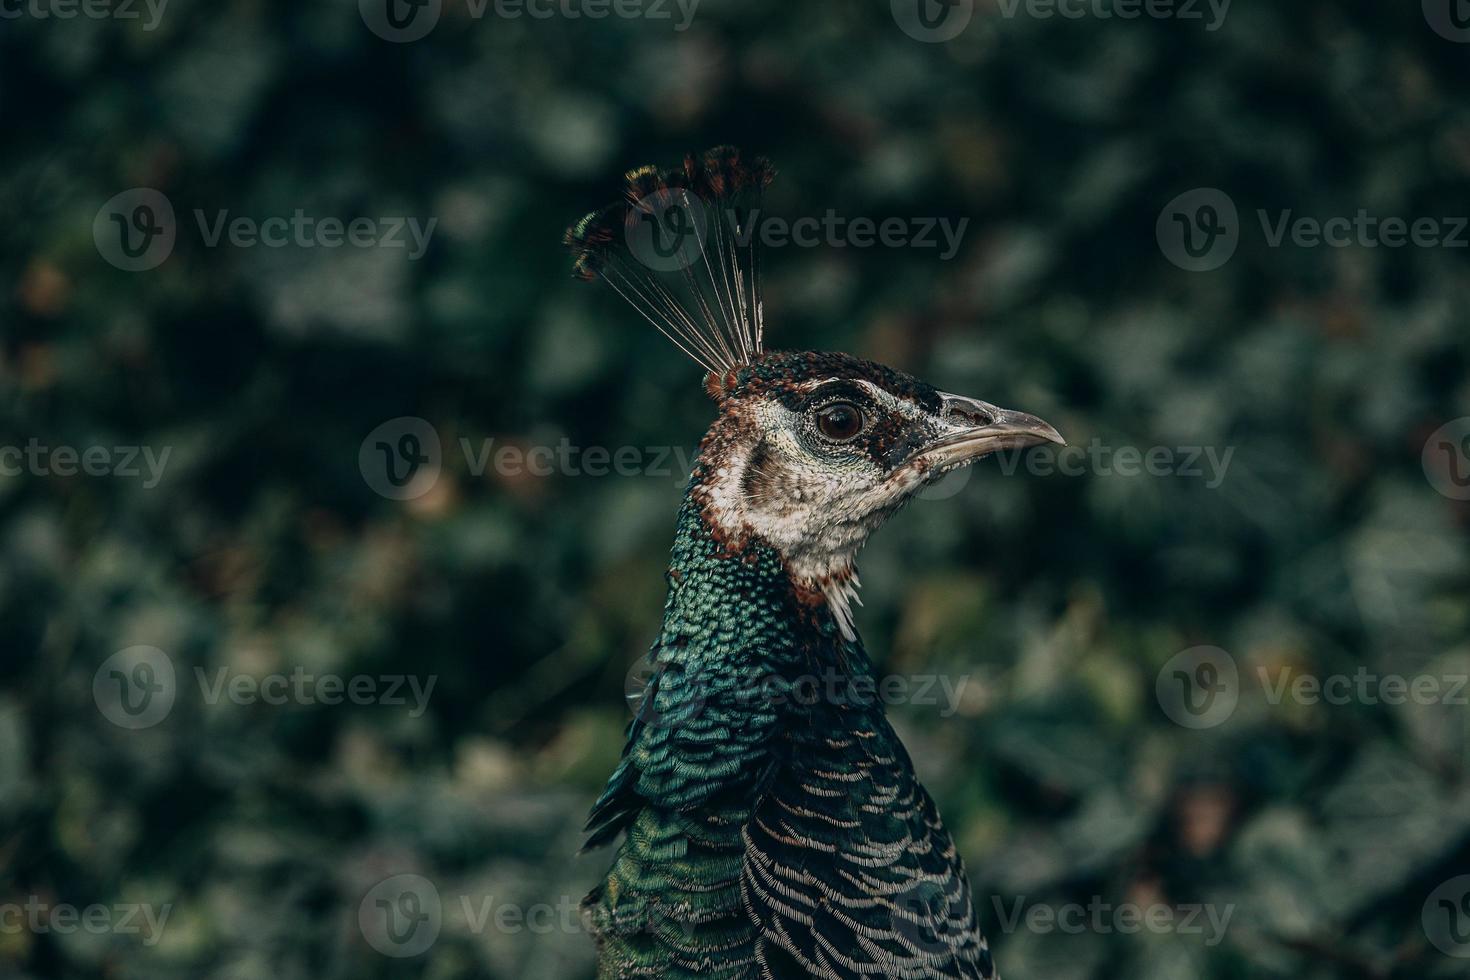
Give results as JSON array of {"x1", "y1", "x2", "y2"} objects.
[{"x1": 585, "y1": 497, "x2": 879, "y2": 978}]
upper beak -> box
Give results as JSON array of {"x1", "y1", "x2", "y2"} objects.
[{"x1": 915, "y1": 393, "x2": 1065, "y2": 468}]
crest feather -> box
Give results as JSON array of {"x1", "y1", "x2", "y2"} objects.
[{"x1": 565, "y1": 146, "x2": 776, "y2": 378}]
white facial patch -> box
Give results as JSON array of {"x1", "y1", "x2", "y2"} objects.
[{"x1": 697, "y1": 380, "x2": 950, "y2": 640}]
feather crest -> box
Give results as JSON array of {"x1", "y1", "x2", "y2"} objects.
[{"x1": 565, "y1": 146, "x2": 776, "y2": 379}]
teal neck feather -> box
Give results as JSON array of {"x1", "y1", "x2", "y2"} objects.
[{"x1": 584, "y1": 489, "x2": 870, "y2": 978}]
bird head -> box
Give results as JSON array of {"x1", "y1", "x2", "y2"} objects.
[
  {"x1": 566, "y1": 148, "x2": 1062, "y2": 636},
  {"x1": 690, "y1": 351, "x2": 1061, "y2": 634}
]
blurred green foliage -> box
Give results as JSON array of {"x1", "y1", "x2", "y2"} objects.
[{"x1": 2, "y1": 1, "x2": 1469, "y2": 978}]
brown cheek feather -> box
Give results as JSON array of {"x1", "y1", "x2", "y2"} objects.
[{"x1": 740, "y1": 440, "x2": 779, "y2": 503}]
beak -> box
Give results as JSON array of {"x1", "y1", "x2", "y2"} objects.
[{"x1": 915, "y1": 393, "x2": 1065, "y2": 468}]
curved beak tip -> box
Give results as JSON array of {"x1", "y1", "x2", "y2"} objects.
[{"x1": 994, "y1": 409, "x2": 1065, "y2": 451}]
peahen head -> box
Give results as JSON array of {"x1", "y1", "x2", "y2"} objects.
[{"x1": 567, "y1": 147, "x2": 1062, "y2": 637}]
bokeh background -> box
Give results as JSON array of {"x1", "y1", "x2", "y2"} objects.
[{"x1": 4, "y1": 1, "x2": 1470, "y2": 978}]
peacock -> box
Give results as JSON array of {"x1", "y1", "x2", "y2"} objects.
[{"x1": 564, "y1": 147, "x2": 1063, "y2": 980}]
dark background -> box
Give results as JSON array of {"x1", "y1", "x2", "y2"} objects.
[{"x1": 3, "y1": 1, "x2": 1470, "y2": 977}]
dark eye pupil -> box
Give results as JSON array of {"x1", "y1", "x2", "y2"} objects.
[{"x1": 817, "y1": 403, "x2": 862, "y2": 440}]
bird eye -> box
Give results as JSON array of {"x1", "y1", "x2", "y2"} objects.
[{"x1": 815, "y1": 402, "x2": 864, "y2": 442}]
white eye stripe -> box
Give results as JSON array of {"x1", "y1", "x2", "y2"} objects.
[
  {"x1": 852, "y1": 379, "x2": 931, "y2": 422},
  {"x1": 796, "y1": 377, "x2": 929, "y2": 419}
]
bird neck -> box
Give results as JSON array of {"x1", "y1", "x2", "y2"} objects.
[
  {"x1": 664, "y1": 486, "x2": 865, "y2": 678},
  {"x1": 683, "y1": 423, "x2": 870, "y2": 642}
]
